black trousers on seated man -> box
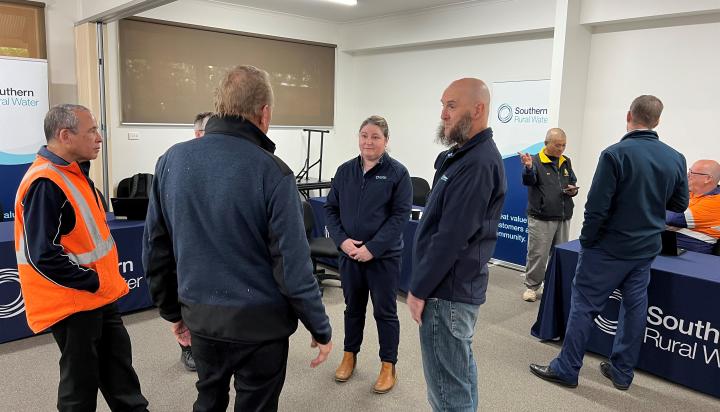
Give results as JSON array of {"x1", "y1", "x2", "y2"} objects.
[
  {"x1": 339, "y1": 255, "x2": 400, "y2": 363},
  {"x1": 51, "y1": 303, "x2": 148, "y2": 412},
  {"x1": 190, "y1": 333, "x2": 289, "y2": 412}
]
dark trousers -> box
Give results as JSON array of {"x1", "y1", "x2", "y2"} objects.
[
  {"x1": 549, "y1": 247, "x2": 654, "y2": 386},
  {"x1": 339, "y1": 255, "x2": 400, "y2": 363},
  {"x1": 191, "y1": 333, "x2": 289, "y2": 412},
  {"x1": 50, "y1": 303, "x2": 148, "y2": 412}
]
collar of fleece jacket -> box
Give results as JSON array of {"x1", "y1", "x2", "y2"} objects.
[{"x1": 203, "y1": 115, "x2": 277, "y2": 154}]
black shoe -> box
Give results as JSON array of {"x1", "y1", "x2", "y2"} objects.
[
  {"x1": 529, "y1": 364, "x2": 578, "y2": 388},
  {"x1": 600, "y1": 362, "x2": 630, "y2": 390},
  {"x1": 180, "y1": 345, "x2": 196, "y2": 372}
]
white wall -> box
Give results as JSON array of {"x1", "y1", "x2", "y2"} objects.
[
  {"x1": 326, "y1": 0, "x2": 556, "y2": 183},
  {"x1": 345, "y1": 35, "x2": 554, "y2": 183},
  {"x1": 580, "y1": 0, "x2": 720, "y2": 25},
  {"x1": 548, "y1": 0, "x2": 591, "y2": 166},
  {"x1": 40, "y1": 0, "x2": 80, "y2": 105},
  {"x1": 341, "y1": 0, "x2": 555, "y2": 52},
  {"x1": 106, "y1": 0, "x2": 346, "y2": 189},
  {"x1": 79, "y1": 0, "x2": 140, "y2": 20},
  {"x1": 106, "y1": 0, "x2": 559, "y2": 190},
  {"x1": 81, "y1": 0, "x2": 720, "y2": 233},
  {"x1": 569, "y1": 16, "x2": 720, "y2": 236}
]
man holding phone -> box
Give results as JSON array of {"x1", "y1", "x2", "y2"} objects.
[{"x1": 518, "y1": 128, "x2": 578, "y2": 302}]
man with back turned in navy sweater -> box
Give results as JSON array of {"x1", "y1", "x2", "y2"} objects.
[
  {"x1": 175, "y1": 111, "x2": 214, "y2": 373},
  {"x1": 408, "y1": 78, "x2": 507, "y2": 412},
  {"x1": 530, "y1": 95, "x2": 689, "y2": 391},
  {"x1": 143, "y1": 65, "x2": 332, "y2": 412}
]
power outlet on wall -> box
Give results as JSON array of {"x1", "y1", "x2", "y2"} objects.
[{"x1": 128, "y1": 132, "x2": 140, "y2": 140}]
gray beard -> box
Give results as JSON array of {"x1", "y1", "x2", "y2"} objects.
[{"x1": 435, "y1": 113, "x2": 473, "y2": 147}]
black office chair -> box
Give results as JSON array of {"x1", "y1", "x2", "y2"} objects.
[
  {"x1": 116, "y1": 173, "x2": 154, "y2": 198},
  {"x1": 411, "y1": 176, "x2": 431, "y2": 207},
  {"x1": 301, "y1": 200, "x2": 340, "y2": 294},
  {"x1": 95, "y1": 189, "x2": 108, "y2": 212}
]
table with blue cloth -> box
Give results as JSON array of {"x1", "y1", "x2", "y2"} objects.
[
  {"x1": 532, "y1": 239, "x2": 720, "y2": 398},
  {"x1": 308, "y1": 197, "x2": 420, "y2": 293},
  {"x1": 0, "y1": 217, "x2": 153, "y2": 344}
]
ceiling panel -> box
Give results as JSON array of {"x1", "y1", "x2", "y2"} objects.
[{"x1": 205, "y1": 0, "x2": 489, "y2": 23}]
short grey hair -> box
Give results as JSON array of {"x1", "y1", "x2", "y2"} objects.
[
  {"x1": 544, "y1": 128, "x2": 567, "y2": 145},
  {"x1": 359, "y1": 115, "x2": 390, "y2": 139},
  {"x1": 194, "y1": 111, "x2": 213, "y2": 131},
  {"x1": 630, "y1": 95, "x2": 663, "y2": 129},
  {"x1": 44, "y1": 104, "x2": 90, "y2": 142},
  {"x1": 214, "y1": 65, "x2": 274, "y2": 119}
]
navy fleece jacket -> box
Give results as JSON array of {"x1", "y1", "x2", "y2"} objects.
[{"x1": 410, "y1": 128, "x2": 506, "y2": 305}]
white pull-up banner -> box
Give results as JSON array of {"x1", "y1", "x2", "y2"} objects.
[
  {"x1": 0, "y1": 56, "x2": 49, "y2": 221},
  {"x1": 490, "y1": 79, "x2": 550, "y2": 268}
]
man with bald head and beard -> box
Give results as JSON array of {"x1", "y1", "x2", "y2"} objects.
[{"x1": 408, "y1": 78, "x2": 507, "y2": 411}]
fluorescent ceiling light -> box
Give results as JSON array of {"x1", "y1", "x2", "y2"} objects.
[{"x1": 327, "y1": 0, "x2": 357, "y2": 5}]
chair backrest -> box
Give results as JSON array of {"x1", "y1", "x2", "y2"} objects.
[
  {"x1": 411, "y1": 176, "x2": 431, "y2": 207},
  {"x1": 116, "y1": 173, "x2": 154, "y2": 198},
  {"x1": 301, "y1": 200, "x2": 315, "y2": 239},
  {"x1": 95, "y1": 189, "x2": 108, "y2": 211}
]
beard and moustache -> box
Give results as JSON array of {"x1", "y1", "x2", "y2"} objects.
[{"x1": 435, "y1": 111, "x2": 473, "y2": 147}]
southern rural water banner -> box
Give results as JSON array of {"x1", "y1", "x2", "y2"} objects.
[
  {"x1": 0, "y1": 56, "x2": 48, "y2": 221},
  {"x1": 490, "y1": 80, "x2": 550, "y2": 268}
]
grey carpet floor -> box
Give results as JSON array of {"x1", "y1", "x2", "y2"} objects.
[{"x1": 1, "y1": 265, "x2": 718, "y2": 411}]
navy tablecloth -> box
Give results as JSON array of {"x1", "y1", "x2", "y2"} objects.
[
  {"x1": 307, "y1": 197, "x2": 419, "y2": 293},
  {"x1": 0, "y1": 218, "x2": 153, "y2": 344},
  {"x1": 532, "y1": 240, "x2": 720, "y2": 398}
]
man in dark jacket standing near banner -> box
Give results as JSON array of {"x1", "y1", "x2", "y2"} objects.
[
  {"x1": 143, "y1": 65, "x2": 332, "y2": 412},
  {"x1": 518, "y1": 128, "x2": 578, "y2": 302},
  {"x1": 407, "y1": 78, "x2": 506, "y2": 412},
  {"x1": 530, "y1": 95, "x2": 688, "y2": 390}
]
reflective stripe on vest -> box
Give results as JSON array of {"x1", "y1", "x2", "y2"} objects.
[
  {"x1": 15, "y1": 163, "x2": 115, "y2": 267},
  {"x1": 15, "y1": 230, "x2": 29, "y2": 265},
  {"x1": 676, "y1": 228, "x2": 718, "y2": 244}
]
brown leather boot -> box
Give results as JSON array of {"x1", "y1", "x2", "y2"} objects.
[
  {"x1": 335, "y1": 352, "x2": 356, "y2": 382},
  {"x1": 372, "y1": 362, "x2": 397, "y2": 394}
]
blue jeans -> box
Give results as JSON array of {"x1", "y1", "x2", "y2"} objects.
[
  {"x1": 419, "y1": 298, "x2": 480, "y2": 412},
  {"x1": 549, "y1": 247, "x2": 653, "y2": 387}
]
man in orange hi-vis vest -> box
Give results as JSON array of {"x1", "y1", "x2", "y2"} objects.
[
  {"x1": 666, "y1": 159, "x2": 720, "y2": 254},
  {"x1": 14, "y1": 104, "x2": 148, "y2": 411}
]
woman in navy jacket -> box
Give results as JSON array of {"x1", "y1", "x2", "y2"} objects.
[{"x1": 325, "y1": 115, "x2": 412, "y2": 394}]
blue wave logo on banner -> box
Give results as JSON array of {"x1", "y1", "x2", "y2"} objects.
[
  {"x1": 497, "y1": 103, "x2": 513, "y2": 123},
  {"x1": 0, "y1": 151, "x2": 35, "y2": 165},
  {"x1": 502, "y1": 141, "x2": 544, "y2": 159},
  {"x1": 0, "y1": 268, "x2": 25, "y2": 319}
]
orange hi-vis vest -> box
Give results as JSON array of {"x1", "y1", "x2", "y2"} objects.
[
  {"x1": 678, "y1": 189, "x2": 720, "y2": 244},
  {"x1": 14, "y1": 155, "x2": 128, "y2": 332}
]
